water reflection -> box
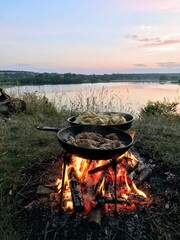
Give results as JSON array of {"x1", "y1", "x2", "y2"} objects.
[{"x1": 5, "y1": 82, "x2": 180, "y2": 114}]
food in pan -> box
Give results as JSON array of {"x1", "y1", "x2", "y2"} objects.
[
  {"x1": 74, "y1": 112, "x2": 126, "y2": 125},
  {"x1": 66, "y1": 132, "x2": 125, "y2": 149}
]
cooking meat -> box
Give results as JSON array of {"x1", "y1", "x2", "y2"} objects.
[
  {"x1": 105, "y1": 133, "x2": 120, "y2": 140},
  {"x1": 67, "y1": 131, "x2": 125, "y2": 149}
]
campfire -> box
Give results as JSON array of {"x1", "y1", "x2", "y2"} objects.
[
  {"x1": 17, "y1": 132, "x2": 179, "y2": 240},
  {"x1": 36, "y1": 123, "x2": 154, "y2": 229},
  {"x1": 54, "y1": 144, "x2": 152, "y2": 226}
]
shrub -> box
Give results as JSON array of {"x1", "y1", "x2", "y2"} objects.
[
  {"x1": 22, "y1": 92, "x2": 58, "y2": 116},
  {"x1": 140, "y1": 99, "x2": 179, "y2": 116}
]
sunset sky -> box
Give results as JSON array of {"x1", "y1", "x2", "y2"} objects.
[{"x1": 1, "y1": 0, "x2": 180, "y2": 74}]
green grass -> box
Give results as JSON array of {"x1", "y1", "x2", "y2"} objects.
[
  {"x1": 0, "y1": 92, "x2": 179, "y2": 239},
  {"x1": 133, "y1": 114, "x2": 180, "y2": 168},
  {"x1": 0, "y1": 93, "x2": 71, "y2": 239}
]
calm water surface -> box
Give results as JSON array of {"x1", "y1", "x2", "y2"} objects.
[{"x1": 5, "y1": 82, "x2": 180, "y2": 114}]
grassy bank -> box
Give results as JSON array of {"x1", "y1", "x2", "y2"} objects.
[{"x1": 0, "y1": 93, "x2": 179, "y2": 239}]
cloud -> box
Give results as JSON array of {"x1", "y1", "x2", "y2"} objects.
[
  {"x1": 133, "y1": 64, "x2": 147, "y2": 67},
  {"x1": 157, "y1": 62, "x2": 180, "y2": 68},
  {"x1": 126, "y1": 34, "x2": 180, "y2": 47},
  {"x1": 125, "y1": 34, "x2": 138, "y2": 40},
  {"x1": 140, "y1": 38, "x2": 180, "y2": 47}
]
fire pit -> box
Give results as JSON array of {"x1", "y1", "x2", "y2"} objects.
[
  {"x1": 17, "y1": 140, "x2": 180, "y2": 240},
  {"x1": 37, "y1": 125, "x2": 137, "y2": 215},
  {"x1": 37, "y1": 124, "x2": 152, "y2": 222},
  {"x1": 55, "y1": 147, "x2": 152, "y2": 226}
]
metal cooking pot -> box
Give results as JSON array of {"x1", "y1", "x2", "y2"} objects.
[
  {"x1": 37, "y1": 125, "x2": 133, "y2": 160},
  {"x1": 67, "y1": 112, "x2": 134, "y2": 131}
]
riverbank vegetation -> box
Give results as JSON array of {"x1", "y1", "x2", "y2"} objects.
[
  {"x1": 0, "y1": 71, "x2": 180, "y2": 85},
  {"x1": 0, "y1": 93, "x2": 179, "y2": 239}
]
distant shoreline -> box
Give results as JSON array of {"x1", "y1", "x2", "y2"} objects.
[{"x1": 0, "y1": 71, "x2": 179, "y2": 86}]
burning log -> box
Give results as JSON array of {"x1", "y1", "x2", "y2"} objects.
[
  {"x1": 88, "y1": 205, "x2": 103, "y2": 229},
  {"x1": 94, "y1": 196, "x2": 132, "y2": 206},
  {"x1": 124, "y1": 194, "x2": 146, "y2": 202},
  {"x1": 88, "y1": 159, "x2": 122, "y2": 175},
  {"x1": 134, "y1": 167, "x2": 152, "y2": 187},
  {"x1": 125, "y1": 158, "x2": 139, "y2": 174},
  {"x1": 68, "y1": 167, "x2": 85, "y2": 212},
  {"x1": 88, "y1": 157, "x2": 138, "y2": 175},
  {"x1": 93, "y1": 171, "x2": 109, "y2": 197}
]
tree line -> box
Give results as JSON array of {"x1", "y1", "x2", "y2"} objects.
[{"x1": 0, "y1": 71, "x2": 179, "y2": 85}]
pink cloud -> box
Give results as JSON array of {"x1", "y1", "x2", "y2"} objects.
[
  {"x1": 140, "y1": 38, "x2": 180, "y2": 47},
  {"x1": 126, "y1": 35, "x2": 180, "y2": 47}
]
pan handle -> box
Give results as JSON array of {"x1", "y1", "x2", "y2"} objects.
[{"x1": 37, "y1": 126, "x2": 60, "y2": 132}]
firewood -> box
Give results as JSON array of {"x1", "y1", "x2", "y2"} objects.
[
  {"x1": 68, "y1": 167, "x2": 85, "y2": 212},
  {"x1": 134, "y1": 167, "x2": 152, "y2": 187},
  {"x1": 94, "y1": 196, "x2": 132, "y2": 206},
  {"x1": 125, "y1": 158, "x2": 139, "y2": 173},
  {"x1": 88, "y1": 205, "x2": 103, "y2": 229},
  {"x1": 124, "y1": 194, "x2": 146, "y2": 202},
  {"x1": 88, "y1": 157, "x2": 137, "y2": 175},
  {"x1": 88, "y1": 158, "x2": 122, "y2": 175},
  {"x1": 0, "y1": 88, "x2": 26, "y2": 115},
  {"x1": 93, "y1": 171, "x2": 108, "y2": 196},
  {"x1": 0, "y1": 88, "x2": 10, "y2": 101}
]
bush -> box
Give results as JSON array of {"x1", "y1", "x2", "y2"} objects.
[
  {"x1": 22, "y1": 92, "x2": 58, "y2": 116},
  {"x1": 140, "y1": 99, "x2": 179, "y2": 116}
]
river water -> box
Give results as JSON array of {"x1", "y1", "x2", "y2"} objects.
[{"x1": 5, "y1": 82, "x2": 180, "y2": 115}]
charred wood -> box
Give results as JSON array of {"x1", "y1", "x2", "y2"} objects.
[
  {"x1": 94, "y1": 196, "x2": 132, "y2": 206},
  {"x1": 135, "y1": 165, "x2": 145, "y2": 175},
  {"x1": 0, "y1": 88, "x2": 10, "y2": 101},
  {"x1": 134, "y1": 167, "x2": 152, "y2": 187},
  {"x1": 124, "y1": 194, "x2": 146, "y2": 202},
  {"x1": 68, "y1": 167, "x2": 85, "y2": 212},
  {"x1": 0, "y1": 88, "x2": 26, "y2": 116},
  {"x1": 93, "y1": 171, "x2": 109, "y2": 196},
  {"x1": 88, "y1": 205, "x2": 103, "y2": 229},
  {"x1": 125, "y1": 158, "x2": 139, "y2": 174},
  {"x1": 88, "y1": 159, "x2": 122, "y2": 175},
  {"x1": 88, "y1": 157, "x2": 138, "y2": 175}
]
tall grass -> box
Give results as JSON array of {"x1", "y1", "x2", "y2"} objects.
[{"x1": 48, "y1": 86, "x2": 134, "y2": 116}]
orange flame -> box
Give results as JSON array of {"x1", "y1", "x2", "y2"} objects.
[
  {"x1": 132, "y1": 181, "x2": 147, "y2": 198},
  {"x1": 124, "y1": 171, "x2": 131, "y2": 193},
  {"x1": 55, "y1": 149, "x2": 148, "y2": 213},
  {"x1": 98, "y1": 176, "x2": 106, "y2": 196},
  {"x1": 56, "y1": 178, "x2": 62, "y2": 193}
]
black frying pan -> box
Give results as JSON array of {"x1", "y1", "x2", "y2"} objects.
[
  {"x1": 67, "y1": 112, "x2": 134, "y2": 131},
  {"x1": 37, "y1": 125, "x2": 133, "y2": 160}
]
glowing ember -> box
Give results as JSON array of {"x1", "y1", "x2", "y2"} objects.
[{"x1": 56, "y1": 150, "x2": 148, "y2": 213}]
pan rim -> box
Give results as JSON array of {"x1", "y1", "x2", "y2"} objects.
[
  {"x1": 67, "y1": 112, "x2": 134, "y2": 127},
  {"x1": 57, "y1": 125, "x2": 133, "y2": 152}
]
